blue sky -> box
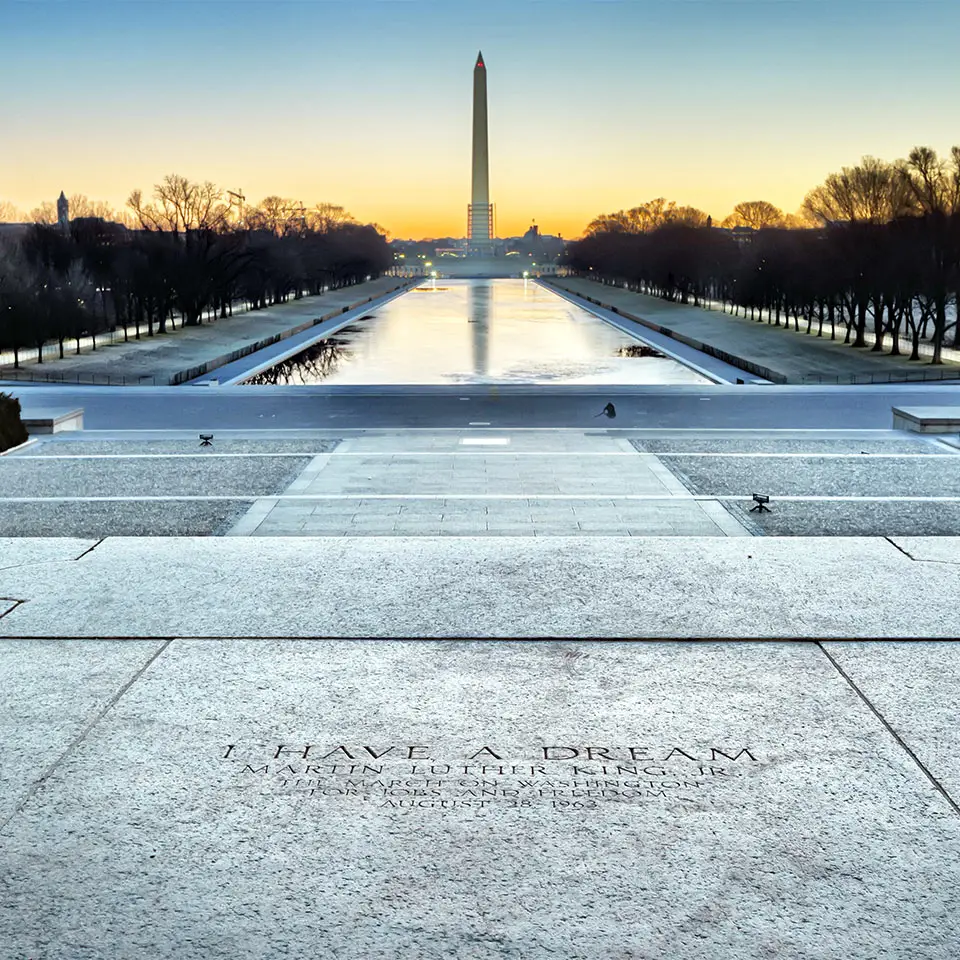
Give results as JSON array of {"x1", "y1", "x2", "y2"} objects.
[{"x1": 2, "y1": 0, "x2": 958, "y2": 236}]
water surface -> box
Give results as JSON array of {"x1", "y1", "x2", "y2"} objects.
[{"x1": 246, "y1": 279, "x2": 709, "y2": 385}]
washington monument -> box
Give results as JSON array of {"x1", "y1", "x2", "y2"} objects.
[{"x1": 468, "y1": 51, "x2": 494, "y2": 252}]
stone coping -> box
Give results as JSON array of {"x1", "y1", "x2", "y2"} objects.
[
  {"x1": 20, "y1": 408, "x2": 84, "y2": 433},
  {"x1": 893, "y1": 406, "x2": 960, "y2": 432}
]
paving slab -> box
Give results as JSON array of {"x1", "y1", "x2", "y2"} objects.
[
  {"x1": 726, "y1": 499, "x2": 960, "y2": 537},
  {"x1": 822, "y1": 642, "x2": 960, "y2": 804},
  {"x1": 0, "y1": 537, "x2": 98, "y2": 570},
  {"x1": 1, "y1": 639, "x2": 959, "y2": 959},
  {"x1": 0, "y1": 536, "x2": 958, "y2": 638},
  {"x1": 887, "y1": 537, "x2": 960, "y2": 563},
  {"x1": 15, "y1": 438, "x2": 340, "y2": 456},
  {"x1": 246, "y1": 432, "x2": 747, "y2": 537},
  {"x1": 0, "y1": 500, "x2": 252, "y2": 537},
  {"x1": 657, "y1": 454, "x2": 960, "y2": 498},
  {"x1": 634, "y1": 437, "x2": 946, "y2": 454},
  {"x1": 0, "y1": 639, "x2": 163, "y2": 825},
  {"x1": 0, "y1": 456, "x2": 311, "y2": 498}
]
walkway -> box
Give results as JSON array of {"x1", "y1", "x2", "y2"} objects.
[
  {"x1": 2, "y1": 428, "x2": 957, "y2": 538},
  {"x1": 232, "y1": 431, "x2": 747, "y2": 536},
  {"x1": 547, "y1": 276, "x2": 960, "y2": 384},
  {"x1": 0, "y1": 276, "x2": 411, "y2": 385}
]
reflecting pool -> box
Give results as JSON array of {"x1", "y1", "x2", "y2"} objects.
[{"x1": 245, "y1": 279, "x2": 710, "y2": 385}]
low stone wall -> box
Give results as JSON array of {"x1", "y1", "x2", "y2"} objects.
[
  {"x1": 892, "y1": 406, "x2": 960, "y2": 433},
  {"x1": 169, "y1": 279, "x2": 418, "y2": 385}
]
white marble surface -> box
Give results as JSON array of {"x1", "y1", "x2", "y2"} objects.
[
  {"x1": 888, "y1": 537, "x2": 960, "y2": 564},
  {"x1": 825, "y1": 641, "x2": 960, "y2": 800},
  {"x1": 0, "y1": 639, "x2": 163, "y2": 824},
  {"x1": 0, "y1": 537, "x2": 98, "y2": 572},
  {"x1": 0, "y1": 536, "x2": 958, "y2": 638},
  {"x1": 1, "y1": 639, "x2": 958, "y2": 958}
]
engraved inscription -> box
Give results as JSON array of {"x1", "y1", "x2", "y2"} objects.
[{"x1": 221, "y1": 743, "x2": 759, "y2": 808}]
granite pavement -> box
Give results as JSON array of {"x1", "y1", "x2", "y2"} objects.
[
  {"x1": 0, "y1": 535, "x2": 957, "y2": 638},
  {"x1": 1, "y1": 639, "x2": 959, "y2": 959}
]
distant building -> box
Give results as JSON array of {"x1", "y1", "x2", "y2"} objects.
[{"x1": 57, "y1": 191, "x2": 69, "y2": 233}]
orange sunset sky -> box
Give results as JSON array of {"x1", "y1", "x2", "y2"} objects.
[{"x1": 2, "y1": 1, "x2": 958, "y2": 239}]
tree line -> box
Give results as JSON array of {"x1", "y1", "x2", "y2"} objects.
[
  {"x1": 0, "y1": 175, "x2": 392, "y2": 366},
  {"x1": 567, "y1": 148, "x2": 960, "y2": 365}
]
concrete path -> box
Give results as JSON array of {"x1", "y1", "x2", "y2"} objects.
[
  {"x1": 234, "y1": 431, "x2": 748, "y2": 537},
  {"x1": 0, "y1": 276, "x2": 411, "y2": 385},
  {"x1": 548, "y1": 276, "x2": 960, "y2": 384}
]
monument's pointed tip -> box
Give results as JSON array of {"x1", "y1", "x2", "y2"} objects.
[{"x1": 476, "y1": 51, "x2": 485, "y2": 68}]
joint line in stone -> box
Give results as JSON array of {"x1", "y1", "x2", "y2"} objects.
[{"x1": 817, "y1": 642, "x2": 960, "y2": 818}]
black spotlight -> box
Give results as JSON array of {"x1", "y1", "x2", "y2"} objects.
[
  {"x1": 749, "y1": 493, "x2": 771, "y2": 513},
  {"x1": 199, "y1": 434, "x2": 214, "y2": 447}
]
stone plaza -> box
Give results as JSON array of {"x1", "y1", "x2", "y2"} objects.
[{"x1": 1, "y1": 276, "x2": 960, "y2": 958}]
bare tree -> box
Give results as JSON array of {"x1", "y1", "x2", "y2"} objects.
[
  {"x1": 0, "y1": 201, "x2": 25, "y2": 223},
  {"x1": 127, "y1": 174, "x2": 229, "y2": 234},
  {"x1": 65, "y1": 195, "x2": 124, "y2": 222},
  {"x1": 803, "y1": 156, "x2": 915, "y2": 225},
  {"x1": 247, "y1": 196, "x2": 296, "y2": 237},
  {"x1": 722, "y1": 200, "x2": 784, "y2": 230},
  {"x1": 903, "y1": 146, "x2": 960, "y2": 215},
  {"x1": 585, "y1": 199, "x2": 710, "y2": 236},
  {"x1": 28, "y1": 202, "x2": 58, "y2": 225},
  {"x1": 307, "y1": 203, "x2": 356, "y2": 233},
  {"x1": 783, "y1": 209, "x2": 818, "y2": 229},
  {"x1": 901, "y1": 146, "x2": 960, "y2": 357}
]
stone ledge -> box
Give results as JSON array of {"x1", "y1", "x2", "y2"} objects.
[
  {"x1": 21, "y1": 408, "x2": 84, "y2": 433},
  {"x1": 893, "y1": 406, "x2": 960, "y2": 433}
]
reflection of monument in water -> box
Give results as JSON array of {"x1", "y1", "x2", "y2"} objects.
[{"x1": 467, "y1": 281, "x2": 490, "y2": 378}]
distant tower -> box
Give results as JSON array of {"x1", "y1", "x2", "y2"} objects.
[
  {"x1": 57, "y1": 191, "x2": 69, "y2": 233},
  {"x1": 468, "y1": 51, "x2": 494, "y2": 253}
]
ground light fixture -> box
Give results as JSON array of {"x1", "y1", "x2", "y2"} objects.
[{"x1": 750, "y1": 493, "x2": 771, "y2": 513}]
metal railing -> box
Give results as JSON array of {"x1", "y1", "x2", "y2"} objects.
[
  {"x1": 0, "y1": 370, "x2": 163, "y2": 386},
  {"x1": 799, "y1": 368, "x2": 960, "y2": 385}
]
